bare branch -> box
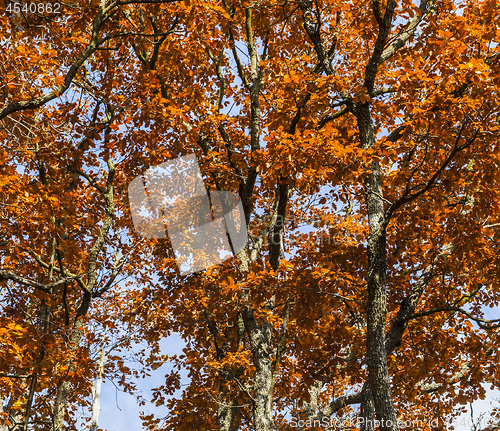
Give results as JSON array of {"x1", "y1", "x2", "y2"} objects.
[
  {"x1": 0, "y1": 271, "x2": 83, "y2": 293},
  {"x1": 380, "y1": 0, "x2": 430, "y2": 64}
]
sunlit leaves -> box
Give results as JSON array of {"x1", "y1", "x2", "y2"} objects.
[{"x1": 1, "y1": 0, "x2": 500, "y2": 429}]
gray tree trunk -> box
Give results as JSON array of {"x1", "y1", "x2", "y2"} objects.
[{"x1": 90, "y1": 329, "x2": 107, "y2": 431}]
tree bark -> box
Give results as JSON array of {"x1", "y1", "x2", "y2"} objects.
[
  {"x1": 90, "y1": 329, "x2": 107, "y2": 431},
  {"x1": 355, "y1": 100, "x2": 399, "y2": 431},
  {"x1": 242, "y1": 305, "x2": 277, "y2": 431}
]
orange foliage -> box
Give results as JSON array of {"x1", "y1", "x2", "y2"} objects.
[{"x1": 1, "y1": 0, "x2": 500, "y2": 430}]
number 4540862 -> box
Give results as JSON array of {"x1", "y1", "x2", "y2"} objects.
[{"x1": 6, "y1": 2, "x2": 61, "y2": 14}]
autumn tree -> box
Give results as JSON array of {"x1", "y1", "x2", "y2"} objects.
[{"x1": 1, "y1": 0, "x2": 500, "y2": 430}]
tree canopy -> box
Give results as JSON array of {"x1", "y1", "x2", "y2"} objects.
[{"x1": 1, "y1": 0, "x2": 500, "y2": 430}]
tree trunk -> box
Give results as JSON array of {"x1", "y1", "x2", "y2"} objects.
[
  {"x1": 356, "y1": 101, "x2": 399, "y2": 431},
  {"x1": 51, "y1": 311, "x2": 89, "y2": 431},
  {"x1": 242, "y1": 305, "x2": 277, "y2": 431},
  {"x1": 89, "y1": 330, "x2": 107, "y2": 431}
]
